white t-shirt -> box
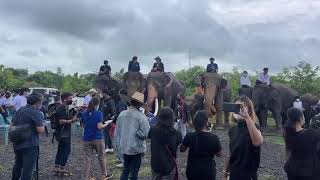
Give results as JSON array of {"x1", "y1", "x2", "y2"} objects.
[
  {"x1": 83, "y1": 95, "x2": 92, "y2": 107},
  {"x1": 240, "y1": 75, "x2": 251, "y2": 87},
  {"x1": 0, "y1": 97, "x2": 10, "y2": 106},
  {"x1": 293, "y1": 100, "x2": 304, "y2": 111},
  {"x1": 12, "y1": 95, "x2": 27, "y2": 111},
  {"x1": 258, "y1": 73, "x2": 270, "y2": 85}
]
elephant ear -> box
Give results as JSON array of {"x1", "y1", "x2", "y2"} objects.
[
  {"x1": 163, "y1": 73, "x2": 173, "y2": 88},
  {"x1": 220, "y1": 78, "x2": 228, "y2": 89},
  {"x1": 139, "y1": 75, "x2": 147, "y2": 93},
  {"x1": 123, "y1": 72, "x2": 129, "y2": 83}
]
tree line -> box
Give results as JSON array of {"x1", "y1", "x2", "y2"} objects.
[{"x1": 0, "y1": 62, "x2": 319, "y2": 99}]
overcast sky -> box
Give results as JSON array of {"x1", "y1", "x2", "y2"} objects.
[{"x1": 0, "y1": 0, "x2": 319, "y2": 75}]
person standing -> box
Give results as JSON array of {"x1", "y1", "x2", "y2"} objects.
[
  {"x1": 257, "y1": 68, "x2": 270, "y2": 85},
  {"x1": 53, "y1": 92, "x2": 78, "y2": 177},
  {"x1": 128, "y1": 56, "x2": 141, "y2": 72},
  {"x1": 224, "y1": 96, "x2": 264, "y2": 180},
  {"x1": 149, "y1": 107, "x2": 182, "y2": 180},
  {"x1": 283, "y1": 107, "x2": 320, "y2": 180},
  {"x1": 175, "y1": 93, "x2": 191, "y2": 139},
  {"x1": 83, "y1": 89, "x2": 98, "y2": 107},
  {"x1": 114, "y1": 92, "x2": 150, "y2": 180},
  {"x1": 11, "y1": 92, "x2": 45, "y2": 180},
  {"x1": 240, "y1": 71, "x2": 252, "y2": 88},
  {"x1": 206, "y1": 57, "x2": 218, "y2": 73},
  {"x1": 152, "y1": 57, "x2": 164, "y2": 72},
  {"x1": 81, "y1": 97, "x2": 113, "y2": 180},
  {"x1": 12, "y1": 88, "x2": 29, "y2": 112},
  {"x1": 180, "y1": 110, "x2": 222, "y2": 180}
]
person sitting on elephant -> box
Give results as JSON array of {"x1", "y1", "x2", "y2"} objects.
[
  {"x1": 240, "y1": 71, "x2": 252, "y2": 88},
  {"x1": 206, "y1": 57, "x2": 218, "y2": 73},
  {"x1": 99, "y1": 60, "x2": 111, "y2": 76},
  {"x1": 293, "y1": 96, "x2": 305, "y2": 112},
  {"x1": 257, "y1": 68, "x2": 270, "y2": 85},
  {"x1": 152, "y1": 56, "x2": 164, "y2": 72},
  {"x1": 174, "y1": 93, "x2": 191, "y2": 139},
  {"x1": 128, "y1": 56, "x2": 140, "y2": 72}
]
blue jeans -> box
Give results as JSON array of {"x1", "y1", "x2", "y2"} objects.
[
  {"x1": 54, "y1": 137, "x2": 71, "y2": 167},
  {"x1": 12, "y1": 146, "x2": 39, "y2": 180},
  {"x1": 120, "y1": 154, "x2": 143, "y2": 180},
  {"x1": 104, "y1": 128, "x2": 113, "y2": 149}
]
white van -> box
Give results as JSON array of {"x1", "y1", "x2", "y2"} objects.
[{"x1": 29, "y1": 87, "x2": 60, "y2": 105}]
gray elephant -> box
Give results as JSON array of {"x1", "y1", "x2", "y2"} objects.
[
  {"x1": 200, "y1": 73, "x2": 230, "y2": 127},
  {"x1": 252, "y1": 84, "x2": 297, "y2": 129},
  {"x1": 300, "y1": 93, "x2": 320, "y2": 128},
  {"x1": 94, "y1": 75, "x2": 124, "y2": 94},
  {"x1": 238, "y1": 86, "x2": 253, "y2": 99},
  {"x1": 122, "y1": 72, "x2": 147, "y2": 97},
  {"x1": 146, "y1": 72, "x2": 185, "y2": 116},
  {"x1": 185, "y1": 92, "x2": 205, "y2": 118}
]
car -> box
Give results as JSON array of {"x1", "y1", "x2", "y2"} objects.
[{"x1": 29, "y1": 87, "x2": 60, "y2": 106}]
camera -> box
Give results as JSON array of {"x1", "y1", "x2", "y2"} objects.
[
  {"x1": 69, "y1": 108, "x2": 79, "y2": 117},
  {"x1": 223, "y1": 103, "x2": 241, "y2": 113}
]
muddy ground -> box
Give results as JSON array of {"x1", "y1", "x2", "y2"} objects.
[{"x1": 0, "y1": 128, "x2": 286, "y2": 180}]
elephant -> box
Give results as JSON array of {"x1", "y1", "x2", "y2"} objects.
[
  {"x1": 200, "y1": 73, "x2": 229, "y2": 127},
  {"x1": 252, "y1": 84, "x2": 297, "y2": 129},
  {"x1": 185, "y1": 92, "x2": 205, "y2": 118},
  {"x1": 300, "y1": 93, "x2": 320, "y2": 128},
  {"x1": 94, "y1": 75, "x2": 124, "y2": 95},
  {"x1": 122, "y1": 72, "x2": 147, "y2": 97},
  {"x1": 238, "y1": 86, "x2": 253, "y2": 99},
  {"x1": 146, "y1": 72, "x2": 185, "y2": 116}
]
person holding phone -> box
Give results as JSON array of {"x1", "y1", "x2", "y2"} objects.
[
  {"x1": 224, "y1": 96, "x2": 263, "y2": 180},
  {"x1": 180, "y1": 110, "x2": 222, "y2": 180},
  {"x1": 81, "y1": 97, "x2": 113, "y2": 180}
]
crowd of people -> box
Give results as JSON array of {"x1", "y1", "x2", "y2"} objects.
[{"x1": 1, "y1": 57, "x2": 320, "y2": 180}]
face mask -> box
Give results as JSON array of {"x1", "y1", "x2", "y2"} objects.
[
  {"x1": 243, "y1": 74, "x2": 248, "y2": 77},
  {"x1": 66, "y1": 100, "x2": 73, "y2": 105}
]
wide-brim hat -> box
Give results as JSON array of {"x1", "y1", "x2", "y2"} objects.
[
  {"x1": 88, "y1": 88, "x2": 98, "y2": 93},
  {"x1": 154, "y1": 56, "x2": 161, "y2": 61},
  {"x1": 129, "y1": 92, "x2": 145, "y2": 104}
]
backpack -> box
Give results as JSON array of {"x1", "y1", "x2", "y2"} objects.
[{"x1": 47, "y1": 104, "x2": 63, "y2": 130}]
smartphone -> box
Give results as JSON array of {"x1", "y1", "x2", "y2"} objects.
[{"x1": 223, "y1": 103, "x2": 241, "y2": 113}]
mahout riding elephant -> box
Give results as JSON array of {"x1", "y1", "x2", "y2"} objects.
[
  {"x1": 300, "y1": 93, "x2": 320, "y2": 128},
  {"x1": 252, "y1": 84, "x2": 297, "y2": 129},
  {"x1": 200, "y1": 73, "x2": 229, "y2": 127},
  {"x1": 146, "y1": 72, "x2": 185, "y2": 116},
  {"x1": 94, "y1": 75, "x2": 124, "y2": 95},
  {"x1": 238, "y1": 86, "x2": 253, "y2": 99},
  {"x1": 122, "y1": 72, "x2": 147, "y2": 97}
]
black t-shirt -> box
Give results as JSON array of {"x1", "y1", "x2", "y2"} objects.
[
  {"x1": 148, "y1": 127, "x2": 182, "y2": 175},
  {"x1": 229, "y1": 121, "x2": 261, "y2": 174},
  {"x1": 182, "y1": 131, "x2": 222, "y2": 180},
  {"x1": 55, "y1": 105, "x2": 71, "y2": 137},
  {"x1": 285, "y1": 129, "x2": 320, "y2": 177}
]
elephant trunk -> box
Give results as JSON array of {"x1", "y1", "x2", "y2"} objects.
[{"x1": 204, "y1": 84, "x2": 218, "y2": 117}]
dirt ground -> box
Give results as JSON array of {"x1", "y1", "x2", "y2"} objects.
[{"x1": 0, "y1": 128, "x2": 287, "y2": 180}]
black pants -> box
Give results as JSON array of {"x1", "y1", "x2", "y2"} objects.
[
  {"x1": 54, "y1": 137, "x2": 71, "y2": 167},
  {"x1": 120, "y1": 154, "x2": 143, "y2": 180},
  {"x1": 12, "y1": 146, "x2": 38, "y2": 180},
  {"x1": 287, "y1": 175, "x2": 317, "y2": 180},
  {"x1": 104, "y1": 128, "x2": 113, "y2": 149},
  {"x1": 230, "y1": 171, "x2": 257, "y2": 180}
]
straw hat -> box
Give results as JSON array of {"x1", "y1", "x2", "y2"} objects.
[
  {"x1": 130, "y1": 92, "x2": 145, "y2": 104},
  {"x1": 88, "y1": 88, "x2": 98, "y2": 93}
]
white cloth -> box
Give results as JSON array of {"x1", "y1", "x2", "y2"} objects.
[
  {"x1": 258, "y1": 73, "x2": 270, "y2": 85},
  {"x1": 12, "y1": 95, "x2": 27, "y2": 111},
  {"x1": 83, "y1": 95, "x2": 92, "y2": 107},
  {"x1": 240, "y1": 75, "x2": 251, "y2": 87},
  {"x1": 293, "y1": 100, "x2": 304, "y2": 111},
  {"x1": 0, "y1": 97, "x2": 10, "y2": 106},
  {"x1": 174, "y1": 119, "x2": 187, "y2": 139}
]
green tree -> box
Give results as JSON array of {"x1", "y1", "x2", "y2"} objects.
[{"x1": 175, "y1": 66, "x2": 205, "y2": 96}]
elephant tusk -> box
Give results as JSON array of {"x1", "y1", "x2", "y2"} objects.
[{"x1": 153, "y1": 98, "x2": 159, "y2": 116}]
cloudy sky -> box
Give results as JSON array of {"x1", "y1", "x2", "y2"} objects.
[{"x1": 0, "y1": 0, "x2": 319, "y2": 75}]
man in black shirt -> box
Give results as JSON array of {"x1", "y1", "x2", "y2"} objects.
[
  {"x1": 128, "y1": 56, "x2": 140, "y2": 72},
  {"x1": 99, "y1": 60, "x2": 111, "y2": 76},
  {"x1": 152, "y1": 56, "x2": 164, "y2": 72},
  {"x1": 53, "y1": 92, "x2": 78, "y2": 176},
  {"x1": 207, "y1": 57, "x2": 218, "y2": 73}
]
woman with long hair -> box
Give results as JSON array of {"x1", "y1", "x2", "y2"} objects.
[
  {"x1": 224, "y1": 96, "x2": 263, "y2": 180},
  {"x1": 283, "y1": 107, "x2": 320, "y2": 180},
  {"x1": 81, "y1": 97, "x2": 113, "y2": 180},
  {"x1": 180, "y1": 110, "x2": 222, "y2": 180},
  {"x1": 149, "y1": 107, "x2": 182, "y2": 180}
]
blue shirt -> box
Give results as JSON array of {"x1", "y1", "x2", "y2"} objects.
[
  {"x1": 81, "y1": 110, "x2": 104, "y2": 141},
  {"x1": 12, "y1": 105, "x2": 44, "y2": 150}
]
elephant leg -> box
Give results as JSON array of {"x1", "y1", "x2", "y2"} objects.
[
  {"x1": 271, "y1": 110, "x2": 282, "y2": 129},
  {"x1": 224, "y1": 112, "x2": 230, "y2": 127},
  {"x1": 215, "y1": 91, "x2": 224, "y2": 127},
  {"x1": 258, "y1": 109, "x2": 268, "y2": 129},
  {"x1": 164, "y1": 95, "x2": 172, "y2": 108}
]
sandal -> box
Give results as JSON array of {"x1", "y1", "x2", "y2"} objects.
[
  {"x1": 59, "y1": 170, "x2": 73, "y2": 177},
  {"x1": 53, "y1": 167, "x2": 60, "y2": 176}
]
